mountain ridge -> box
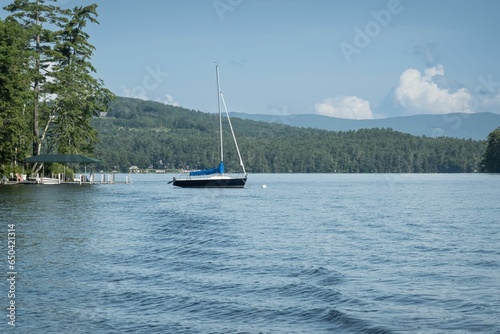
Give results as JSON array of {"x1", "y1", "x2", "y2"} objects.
[
  {"x1": 229, "y1": 111, "x2": 500, "y2": 140},
  {"x1": 92, "y1": 97, "x2": 486, "y2": 173}
]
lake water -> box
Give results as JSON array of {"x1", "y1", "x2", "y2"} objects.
[{"x1": 1, "y1": 173, "x2": 499, "y2": 333}]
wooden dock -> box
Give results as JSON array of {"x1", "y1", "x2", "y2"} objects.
[{"x1": 2, "y1": 173, "x2": 132, "y2": 185}]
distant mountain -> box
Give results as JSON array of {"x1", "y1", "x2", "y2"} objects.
[{"x1": 229, "y1": 112, "x2": 500, "y2": 140}]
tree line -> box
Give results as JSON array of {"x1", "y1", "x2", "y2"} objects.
[{"x1": 93, "y1": 97, "x2": 491, "y2": 174}]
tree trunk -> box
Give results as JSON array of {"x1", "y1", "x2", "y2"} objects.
[{"x1": 32, "y1": 11, "x2": 41, "y2": 157}]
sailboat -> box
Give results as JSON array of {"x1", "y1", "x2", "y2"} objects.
[{"x1": 171, "y1": 65, "x2": 248, "y2": 188}]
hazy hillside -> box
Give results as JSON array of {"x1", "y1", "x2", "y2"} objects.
[
  {"x1": 92, "y1": 97, "x2": 486, "y2": 173},
  {"x1": 230, "y1": 112, "x2": 500, "y2": 141}
]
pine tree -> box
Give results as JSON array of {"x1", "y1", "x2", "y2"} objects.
[
  {"x1": 0, "y1": 18, "x2": 33, "y2": 171},
  {"x1": 3, "y1": 0, "x2": 68, "y2": 157},
  {"x1": 47, "y1": 4, "x2": 114, "y2": 155}
]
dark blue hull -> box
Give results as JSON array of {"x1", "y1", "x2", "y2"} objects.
[{"x1": 172, "y1": 176, "x2": 247, "y2": 188}]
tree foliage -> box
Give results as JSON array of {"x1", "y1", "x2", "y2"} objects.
[
  {"x1": 93, "y1": 97, "x2": 486, "y2": 173},
  {"x1": 481, "y1": 127, "x2": 500, "y2": 173},
  {"x1": 48, "y1": 4, "x2": 113, "y2": 155},
  {"x1": 0, "y1": 18, "x2": 33, "y2": 167},
  {"x1": 4, "y1": 0, "x2": 68, "y2": 157},
  {"x1": 0, "y1": 1, "x2": 113, "y2": 174}
]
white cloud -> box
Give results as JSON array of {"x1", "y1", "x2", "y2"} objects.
[
  {"x1": 395, "y1": 65, "x2": 473, "y2": 114},
  {"x1": 158, "y1": 94, "x2": 179, "y2": 107},
  {"x1": 120, "y1": 88, "x2": 180, "y2": 107},
  {"x1": 121, "y1": 86, "x2": 149, "y2": 100},
  {"x1": 315, "y1": 96, "x2": 374, "y2": 119}
]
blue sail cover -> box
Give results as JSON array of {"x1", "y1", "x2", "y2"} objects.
[{"x1": 189, "y1": 161, "x2": 224, "y2": 176}]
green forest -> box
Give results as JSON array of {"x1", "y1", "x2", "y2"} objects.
[{"x1": 93, "y1": 97, "x2": 488, "y2": 174}]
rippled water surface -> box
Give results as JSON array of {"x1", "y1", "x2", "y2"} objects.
[{"x1": 1, "y1": 173, "x2": 499, "y2": 333}]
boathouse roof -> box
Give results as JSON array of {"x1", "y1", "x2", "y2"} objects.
[{"x1": 25, "y1": 154, "x2": 100, "y2": 164}]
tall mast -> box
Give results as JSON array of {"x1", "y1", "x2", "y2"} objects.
[{"x1": 216, "y1": 65, "x2": 223, "y2": 163}]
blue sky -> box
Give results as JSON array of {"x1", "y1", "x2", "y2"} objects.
[{"x1": 4, "y1": 0, "x2": 500, "y2": 119}]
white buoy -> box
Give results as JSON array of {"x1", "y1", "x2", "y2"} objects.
[{"x1": 262, "y1": 184, "x2": 267, "y2": 189}]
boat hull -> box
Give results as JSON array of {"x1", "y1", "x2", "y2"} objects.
[{"x1": 173, "y1": 176, "x2": 247, "y2": 188}]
